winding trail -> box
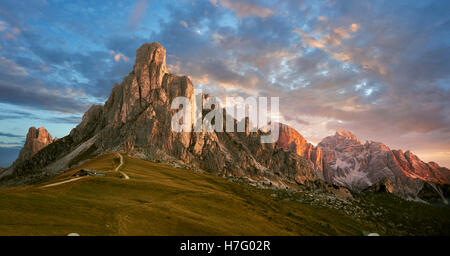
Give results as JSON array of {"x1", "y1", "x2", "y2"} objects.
[
  {"x1": 115, "y1": 153, "x2": 130, "y2": 180},
  {"x1": 41, "y1": 152, "x2": 129, "y2": 188}
]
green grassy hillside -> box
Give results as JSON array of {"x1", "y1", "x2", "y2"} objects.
[{"x1": 0, "y1": 153, "x2": 448, "y2": 235}]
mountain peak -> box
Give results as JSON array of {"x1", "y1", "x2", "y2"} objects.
[
  {"x1": 275, "y1": 123, "x2": 323, "y2": 170},
  {"x1": 277, "y1": 122, "x2": 307, "y2": 149},
  {"x1": 334, "y1": 129, "x2": 361, "y2": 144},
  {"x1": 335, "y1": 129, "x2": 357, "y2": 139},
  {"x1": 135, "y1": 42, "x2": 165, "y2": 62},
  {"x1": 127, "y1": 42, "x2": 170, "y2": 97},
  {"x1": 15, "y1": 126, "x2": 55, "y2": 163},
  {"x1": 135, "y1": 42, "x2": 167, "y2": 72},
  {"x1": 318, "y1": 129, "x2": 361, "y2": 149}
]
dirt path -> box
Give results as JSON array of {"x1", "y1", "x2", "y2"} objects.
[
  {"x1": 41, "y1": 153, "x2": 129, "y2": 188},
  {"x1": 42, "y1": 177, "x2": 84, "y2": 188},
  {"x1": 115, "y1": 153, "x2": 129, "y2": 180}
]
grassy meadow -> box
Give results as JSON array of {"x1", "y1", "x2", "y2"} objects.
[{"x1": 0, "y1": 153, "x2": 448, "y2": 235}]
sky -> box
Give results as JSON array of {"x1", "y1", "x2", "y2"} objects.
[{"x1": 0, "y1": 0, "x2": 449, "y2": 168}]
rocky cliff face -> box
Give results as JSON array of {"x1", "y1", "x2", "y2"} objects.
[
  {"x1": 276, "y1": 125, "x2": 449, "y2": 203},
  {"x1": 0, "y1": 126, "x2": 57, "y2": 183},
  {"x1": 1, "y1": 42, "x2": 318, "y2": 188},
  {"x1": 318, "y1": 130, "x2": 449, "y2": 192},
  {"x1": 276, "y1": 123, "x2": 322, "y2": 174},
  {"x1": 16, "y1": 126, "x2": 56, "y2": 163}
]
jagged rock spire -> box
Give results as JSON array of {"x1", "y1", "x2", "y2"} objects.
[
  {"x1": 134, "y1": 42, "x2": 168, "y2": 91},
  {"x1": 16, "y1": 126, "x2": 55, "y2": 163}
]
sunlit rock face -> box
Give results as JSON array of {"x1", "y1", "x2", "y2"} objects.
[
  {"x1": 276, "y1": 125, "x2": 450, "y2": 203},
  {"x1": 2, "y1": 42, "x2": 318, "y2": 188},
  {"x1": 0, "y1": 126, "x2": 58, "y2": 181},
  {"x1": 276, "y1": 123, "x2": 322, "y2": 174},
  {"x1": 317, "y1": 130, "x2": 450, "y2": 202},
  {"x1": 16, "y1": 126, "x2": 56, "y2": 163}
]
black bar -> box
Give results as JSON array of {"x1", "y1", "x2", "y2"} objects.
[{"x1": 0, "y1": 236, "x2": 447, "y2": 255}]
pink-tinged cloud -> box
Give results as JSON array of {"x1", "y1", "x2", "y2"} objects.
[
  {"x1": 209, "y1": 0, "x2": 218, "y2": 7},
  {"x1": 219, "y1": 0, "x2": 273, "y2": 18},
  {"x1": 0, "y1": 57, "x2": 28, "y2": 76},
  {"x1": 127, "y1": 0, "x2": 149, "y2": 29},
  {"x1": 350, "y1": 23, "x2": 360, "y2": 32},
  {"x1": 110, "y1": 51, "x2": 129, "y2": 62}
]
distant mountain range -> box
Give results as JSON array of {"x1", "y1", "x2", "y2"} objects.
[
  {"x1": 277, "y1": 124, "x2": 449, "y2": 203},
  {"x1": 1, "y1": 42, "x2": 448, "y2": 204}
]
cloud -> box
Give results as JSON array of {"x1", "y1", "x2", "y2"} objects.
[
  {"x1": 219, "y1": 0, "x2": 273, "y2": 19},
  {"x1": 47, "y1": 115, "x2": 82, "y2": 124},
  {"x1": 0, "y1": 15, "x2": 21, "y2": 40},
  {"x1": 110, "y1": 51, "x2": 130, "y2": 62},
  {"x1": 0, "y1": 82, "x2": 91, "y2": 113},
  {"x1": 304, "y1": 36, "x2": 326, "y2": 49},
  {"x1": 0, "y1": 0, "x2": 449, "y2": 167},
  {"x1": 0, "y1": 141, "x2": 23, "y2": 146},
  {"x1": 297, "y1": 22, "x2": 360, "y2": 49},
  {"x1": 12, "y1": 28, "x2": 137, "y2": 98},
  {"x1": 180, "y1": 20, "x2": 188, "y2": 28},
  {"x1": 332, "y1": 52, "x2": 350, "y2": 61},
  {"x1": 5, "y1": 33, "x2": 16, "y2": 39},
  {"x1": 333, "y1": 27, "x2": 351, "y2": 39},
  {"x1": 0, "y1": 132, "x2": 24, "y2": 138},
  {"x1": 350, "y1": 23, "x2": 360, "y2": 32},
  {"x1": 0, "y1": 110, "x2": 33, "y2": 120},
  {"x1": 0, "y1": 108, "x2": 81, "y2": 124},
  {"x1": 0, "y1": 57, "x2": 28, "y2": 76},
  {"x1": 209, "y1": 0, "x2": 218, "y2": 7},
  {"x1": 127, "y1": 0, "x2": 149, "y2": 30},
  {"x1": 0, "y1": 20, "x2": 6, "y2": 31}
]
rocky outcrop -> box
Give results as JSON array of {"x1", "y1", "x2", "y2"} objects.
[
  {"x1": 0, "y1": 126, "x2": 58, "y2": 183},
  {"x1": 276, "y1": 123, "x2": 322, "y2": 174},
  {"x1": 276, "y1": 125, "x2": 450, "y2": 203},
  {"x1": 317, "y1": 130, "x2": 450, "y2": 202},
  {"x1": 16, "y1": 126, "x2": 56, "y2": 163},
  {"x1": 1, "y1": 42, "x2": 318, "y2": 188}
]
